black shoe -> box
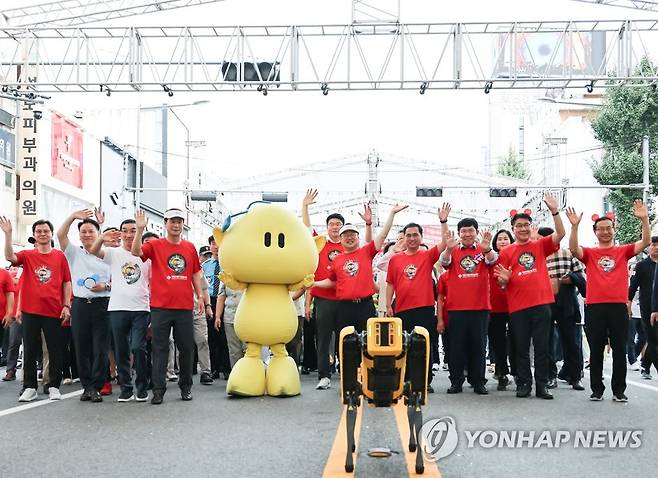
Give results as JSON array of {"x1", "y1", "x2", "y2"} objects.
[
  {"x1": 474, "y1": 384, "x2": 489, "y2": 395},
  {"x1": 80, "y1": 390, "x2": 92, "y2": 402},
  {"x1": 497, "y1": 376, "x2": 510, "y2": 391},
  {"x1": 210, "y1": 370, "x2": 220, "y2": 380},
  {"x1": 535, "y1": 385, "x2": 554, "y2": 400},
  {"x1": 589, "y1": 392, "x2": 603, "y2": 401},
  {"x1": 200, "y1": 372, "x2": 214, "y2": 385},
  {"x1": 427, "y1": 385, "x2": 434, "y2": 394},
  {"x1": 571, "y1": 380, "x2": 585, "y2": 391},
  {"x1": 90, "y1": 390, "x2": 103, "y2": 403},
  {"x1": 447, "y1": 384, "x2": 463, "y2": 394},
  {"x1": 612, "y1": 393, "x2": 628, "y2": 402},
  {"x1": 516, "y1": 385, "x2": 532, "y2": 398},
  {"x1": 151, "y1": 391, "x2": 164, "y2": 405},
  {"x1": 181, "y1": 389, "x2": 193, "y2": 401},
  {"x1": 301, "y1": 367, "x2": 311, "y2": 375},
  {"x1": 546, "y1": 378, "x2": 558, "y2": 389}
]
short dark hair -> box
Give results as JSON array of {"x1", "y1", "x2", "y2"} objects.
[
  {"x1": 119, "y1": 219, "x2": 136, "y2": 230},
  {"x1": 326, "y1": 213, "x2": 345, "y2": 226},
  {"x1": 592, "y1": 216, "x2": 614, "y2": 231},
  {"x1": 403, "y1": 222, "x2": 423, "y2": 236},
  {"x1": 491, "y1": 229, "x2": 514, "y2": 252},
  {"x1": 651, "y1": 236, "x2": 658, "y2": 244},
  {"x1": 537, "y1": 227, "x2": 554, "y2": 237},
  {"x1": 78, "y1": 218, "x2": 100, "y2": 231},
  {"x1": 31, "y1": 219, "x2": 54, "y2": 234},
  {"x1": 104, "y1": 226, "x2": 118, "y2": 233},
  {"x1": 511, "y1": 213, "x2": 532, "y2": 225},
  {"x1": 382, "y1": 241, "x2": 396, "y2": 254},
  {"x1": 208, "y1": 235, "x2": 216, "y2": 245},
  {"x1": 141, "y1": 231, "x2": 159, "y2": 243},
  {"x1": 457, "y1": 218, "x2": 479, "y2": 231}
]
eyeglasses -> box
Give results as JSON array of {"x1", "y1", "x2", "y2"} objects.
[
  {"x1": 221, "y1": 200, "x2": 270, "y2": 232},
  {"x1": 513, "y1": 223, "x2": 531, "y2": 229}
]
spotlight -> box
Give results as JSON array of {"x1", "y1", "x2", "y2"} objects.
[
  {"x1": 257, "y1": 84, "x2": 268, "y2": 96},
  {"x1": 33, "y1": 110, "x2": 42, "y2": 120},
  {"x1": 321, "y1": 83, "x2": 329, "y2": 96},
  {"x1": 106, "y1": 88, "x2": 111, "y2": 97},
  {"x1": 419, "y1": 82, "x2": 428, "y2": 95},
  {"x1": 1, "y1": 85, "x2": 7, "y2": 93},
  {"x1": 162, "y1": 84, "x2": 173, "y2": 97},
  {"x1": 586, "y1": 80, "x2": 595, "y2": 93},
  {"x1": 168, "y1": 89, "x2": 174, "y2": 97},
  {"x1": 484, "y1": 81, "x2": 493, "y2": 94}
]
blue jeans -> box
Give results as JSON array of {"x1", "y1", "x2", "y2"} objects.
[
  {"x1": 627, "y1": 317, "x2": 646, "y2": 364},
  {"x1": 110, "y1": 311, "x2": 149, "y2": 394}
]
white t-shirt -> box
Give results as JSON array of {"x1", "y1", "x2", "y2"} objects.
[
  {"x1": 64, "y1": 243, "x2": 111, "y2": 299},
  {"x1": 103, "y1": 246, "x2": 151, "y2": 312}
]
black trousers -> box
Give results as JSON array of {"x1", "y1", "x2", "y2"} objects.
[
  {"x1": 208, "y1": 296, "x2": 231, "y2": 374},
  {"x1": 151, "y1": 308, "x2": 195, "y2": 394},
  {"x1": 337, "y1": 298, "x2": 376, "y2": 334},
  {"x1": 61, "y1": 326, "x2": 78, "y2": 380},
  {"x1": 640, "y1": 316, "x2": 658, "y2": 374},
  {"x1": 315, "y1": 297, "x2": 341, "y2": 380},
  {"x1": 398, "y1": 306, "x2": 436, "y2": 383},
  {"x1": 550, "y1": 303, "x2": 582, "y2": 383},
  {"x1": 447, "y1": 310, "x2": 488, "y2": 387},
  {"x1": 302, "y1": 311, "x2": 317, "y2": 371},
  {"x1": 71, "y1": 297, "x2": 110, "y2": 392},
  {"x1": 510, "y1": 304, "x2": 551, "y2": 388},
  {"x1": 489, "y1": 312, "x2": 515, "y2": 377},
  {"x1": 585, "y1": 303, "x2": 628, "y2": 396},
  {"x1": 22, "y1": 313, "x2": 63, "y2": 390}
]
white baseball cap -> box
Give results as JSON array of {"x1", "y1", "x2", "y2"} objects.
[
  {"x1": 339, "y1": 224, "x2": 359, "y2": 235},
  {"x1": 164, "y1": 208, "x2": 185, "y2": 220}
]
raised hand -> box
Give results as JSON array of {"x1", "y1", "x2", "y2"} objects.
[
  {"x1": 72, "y1": 209, "x2": 94, "y2": 221},
  {"x1": 493, "y1": 264, "x2": 512, "y2": 284},
  {"x1": 358, "y1": 203, "x2": 373, "y2": 224},
  {"x1": 543, "y1": 192, "x2": 559, "y2": 214},
  {"x1": 391, "y1": 204, "x2": 408, "y2": 214},
  {"x1": 302, "y1": 189, "x2": 318, "y2": 208},
  {"x1": 632, "y1": 199, "x2": 648, "y2": 219},
  {"x1": 102, "y1": 229, "x2": 121, "y2": 243},
  {"x1": 438, "y1": 202, "x2": 451, "y2": 222},
  {"x1": 530, "y1": 224, "x2": 540, "y2": 241},
  {"x1": 564, "y1": 207, "x2": 583, "y2": 226},
  {"x1": 94, "y1": 207, "x2": 106, "y2": 225},
  {"x1": 0, "y1": 216, "x2": 12, "y2": 234},
  {"x1": 480, "y1": 229, "x2": 493, "y2": 250},
  {"x1": 135, "y1": 209, "x2": 148, "y2": 229},
  {"x1": 445, "y1": 230, "x2": 458, "y2": 251}
]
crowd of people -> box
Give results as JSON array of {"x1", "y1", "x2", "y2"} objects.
[{"x1": 0, "y1": 189, "x2": 657, "y2": 405}]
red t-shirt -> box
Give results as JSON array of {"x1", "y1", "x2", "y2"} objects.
[
  {"x1": 311, "y1": 238, "x2": 344, "y2": 300},
  {"x1": 10, "y1": 269, "x2": 20, "y2": 316},
  {"x1": 15, "y1": 249, "x2": 71, "y2": 318},
  {"x1": 141, "y1": 238, "x2": 201, "y2": 310},
  {"x1": 437, "y1": 273, "x2": 449, "y2": 325},
  {"x1": 489, "y1": 267, "x2": 508, "y2": 314},
  {"x1": 0, "y1": 269, "x2": 14, "y2": 317},
  {"x1": 444, "y1": 245, "x2": 492, "y2": 311},
  {"x1": 581, "y1": 244, "x2": 635, "y2": 304},
  {"x1": 386, "y1": 247, "x2": 439, "y2": 313},
  {"x1": 498, "y1": 235, "x2": 559, "y2": 314},
  {"x1": 329, "y1": 241, "x2": 377, "y2": 300}
]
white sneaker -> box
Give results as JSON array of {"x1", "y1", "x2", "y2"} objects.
[
  {"x1": 62, "y1": 378, "x2": 73, "y2": 385},
  {"x1": 628, "y1": 362, "x2": 640, "y2": 371},
  {"x1": 316, "y1": 377, "x2": 331, "y2": 390},
  {"x1": 19, "y1": 388, "x2": 38, "y2": 402},
  {"x1": 49, "y1": 387, "x2": 61, "y2": 400}
]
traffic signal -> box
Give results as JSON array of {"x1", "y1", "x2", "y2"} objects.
[
  {"x1": 489, "y1": 188, "x2": 517, "y2": 198},
  {"x1": 416, "y1": 187, "x2": 443, "y2": 197}
]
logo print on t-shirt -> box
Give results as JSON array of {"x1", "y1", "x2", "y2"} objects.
[
  {"x1": 598, "y1": 256, "x2": 616, "y2": 273},
  {"x1": 518, "y1": 252, "x2": 536, "y2": 270},
  {"x1": 77, "y1": 274, "x2": 100, "y2": 289},
  {"x1": 121, "y1": 262, "x2": 142, "y2": 284},
  {"x1": 34, "y1": 265, "x2": 52, "y2": 284},
  {"x1": 459, "y1": 256, "x2": 477, "y2": 273},
  {"x1": 167, "y1": 254, "x2": 187, "y2": 274},
  {"x1": 404, "y1": 264, "x2": 417, "y2": 279},
  {"x1": 343, "y1": 260, "x2": 359, "y2": 277},
  {"x1": 328, "y1": 249, "x2": 341, "y2": 262}
]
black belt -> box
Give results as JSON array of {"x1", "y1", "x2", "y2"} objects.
[
  {"x1": 74, "y1": 296, "x2": 110, "y2": 304},
  {"x1": 342, "y1": 297, "x2": 373, "y2": 304}
]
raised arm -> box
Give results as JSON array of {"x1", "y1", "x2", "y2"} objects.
[
  {"x1": 0, "y1": 216, "x2": 18, "y2": 264},
  {"x1": 57, "y1": 209, "x2": 93, "y2": 251},
  {"x1": 544, "y1": 193, "x2": 565, "y2": 245},
  {"x1": 301, "y1": 189, "x2": 317, "y2": 229},
  {"x1": 90, "y1": 229, "x2": 119, "y2": 259},
  {"x1": 565, "y1": 207, "x2": 584, "y2": 260},
  {"x1": 438, "y1": 202, "x2": 451, "y2": 237},
  {"x1": 632, "y1": 199, "x2": 651, "y2": 255},
  {"x1": 359, "y1": 203, "x2": 374, "y2": 243},
  {"x1": 374, "y1": 204, "x2": 408, "y2": 251},
  {"x1": 131, "y1": 210, "x2": 148, "y2": 257}
]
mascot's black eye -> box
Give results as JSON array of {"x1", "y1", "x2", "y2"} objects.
[
  {"x1": 264, "y1": 232, "x2": 272, "y2": 247},
  {"x1": 278, "y1": 233, "x2": 285, "y2": 248}
]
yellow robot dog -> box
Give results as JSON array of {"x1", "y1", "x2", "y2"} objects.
[
  {"x1": 339, "y1": 317, "x2": 430, "y2": 474},
  {"x1": 213, "y1": 201, "x2": 324, "y2": 397}
]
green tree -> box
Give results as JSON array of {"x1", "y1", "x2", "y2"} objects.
[
  {"x1": 497, "y1": 146, "x2": 530, "y2": 180},
  {"x1": 590, "y1": 57, "x2": 658, "y2": 244}
]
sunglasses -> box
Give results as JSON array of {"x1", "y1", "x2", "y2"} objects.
[{"x1": 221, "y1": 201, "x2": 270, "y2": 232}]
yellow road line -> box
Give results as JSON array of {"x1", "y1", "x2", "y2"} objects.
[
  {"x1": 322, "y1": 404, "x2": 363, "y2": 478},
  {"x1": 392, "y1": 401, "x2": 442, "y2": 477}
]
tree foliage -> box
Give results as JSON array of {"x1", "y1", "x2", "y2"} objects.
[
  {"x1": 590, "y1": 57, "x2": 658, "y2": 244},
  {"x1": 497, "y1": 145, "x2": 530, "y2": 180}
]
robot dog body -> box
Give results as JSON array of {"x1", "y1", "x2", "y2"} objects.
[{"x1": 339, "y1": 317, "x2": 430, "y2": 474}]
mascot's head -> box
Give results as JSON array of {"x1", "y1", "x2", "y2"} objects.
[{"x1": 213, "y1": 202, "x2": 323, "y2": 285}]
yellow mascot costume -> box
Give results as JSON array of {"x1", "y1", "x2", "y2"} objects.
[{"x1": 213, "y1": 202, "x2": 324, "y2": 397}]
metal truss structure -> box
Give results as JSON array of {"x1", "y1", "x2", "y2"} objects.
[
  {"x1": 573, "y1": 0, "x2": 658, "y2": 12},
  {"x1": 0, "y1": 0, "x2": 225, "y2": 28},
  {"x1": 0, "y1": 18, "x2": 657, "y2": 93}
]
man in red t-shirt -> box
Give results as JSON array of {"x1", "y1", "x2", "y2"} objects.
[
  {"x1": 439, "y1": 215, "x2": 496, "y2": 395},
  {"x1": 1, "y1": 217, "x2": 72, "y2": 402},
  {"x1": 314, "y1": 204, "x2": 408, "y2": 380},
  {"x1": 301, "y1": 189, "x2": 373, "y2": 390},
  {"x1": 566, "y1": 199, "x2": 650, "y2": 402},
  {"x1": 495, "y1": 193, "x2": 565, "y2": 400},
  {"x1": 132, "y1": 208, "x2": 206, "y2": 405}
]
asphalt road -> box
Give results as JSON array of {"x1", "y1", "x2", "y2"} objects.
[{"x1": 0, "y1": 358, "x2": 656, "y2": 478}]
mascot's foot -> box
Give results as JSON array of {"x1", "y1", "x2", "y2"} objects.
[
  {"x1": 226, "y1": 357, "x2": 266, "y2": 397},
  {"x1": 266, "y1": 356, "x2": 301, "y2": 397}
]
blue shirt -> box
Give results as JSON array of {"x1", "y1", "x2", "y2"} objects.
[{"x1": 202, "y1": 258, "x2": 221, "y2": 297}]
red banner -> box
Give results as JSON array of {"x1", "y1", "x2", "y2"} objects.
[{"x1": 51, "y1": 113, "x2": 83, "y2": 188}]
